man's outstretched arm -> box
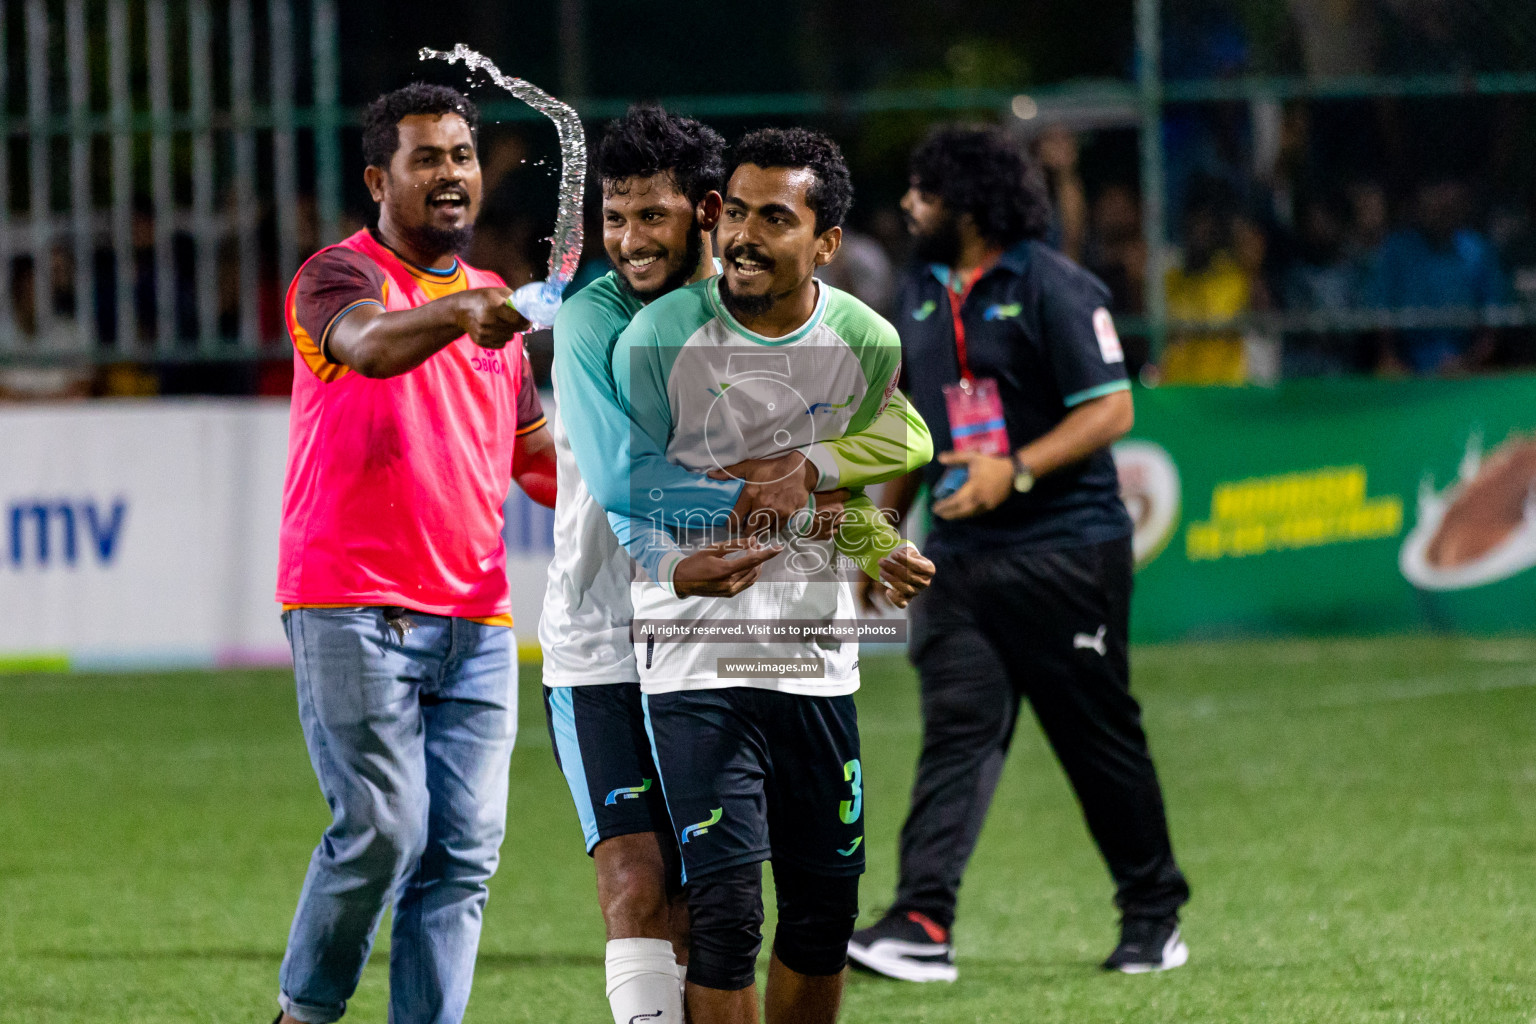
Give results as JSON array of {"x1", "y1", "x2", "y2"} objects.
[{"x1": 329, "y1": 288, "x2": 528, "y2": 378}]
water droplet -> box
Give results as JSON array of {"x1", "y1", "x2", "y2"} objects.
[{"x1": 420, "y1": 44, "x2": 586, "y2": 287}]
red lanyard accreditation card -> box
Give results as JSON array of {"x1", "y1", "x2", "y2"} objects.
[
  {"x1": 944, "y1": 377, "x2": 1010, "y2": 456},
  {"x1": 941, "y1": 265, "x2": 1010, "y2": 456}
]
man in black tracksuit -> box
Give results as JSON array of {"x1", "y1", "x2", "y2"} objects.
[{"x1": 847, "y1": 126, "x2": 1189, "y2": 982}]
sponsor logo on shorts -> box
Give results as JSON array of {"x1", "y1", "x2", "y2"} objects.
[
  {"x1": 1073, "y1": 625, "x2": 1108, "y2": 656},
  {"x1": 680, "y1": 807, "x2": 723, "y2": 844},
  {"x1": 983, "y1": 303, "x2": 1022, "y2": 321},
  {"x1": 604, "y1": 778, "x2": 653, "y2": 806},
  {"x1": 838, "y1": 837, "x2": 863, "y2": 856}
]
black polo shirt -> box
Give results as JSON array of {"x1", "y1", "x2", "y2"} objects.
[{"x1": 897, "y1": 240, "x2": 1133, "y2": 554}]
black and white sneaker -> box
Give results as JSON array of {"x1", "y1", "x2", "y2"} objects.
[
  {"x1": 1101, "y1": 916, "x2": 1189, "y2": 974},
  {"x1": 847, "y1": 911, "x2": 958, "y2": 983}
]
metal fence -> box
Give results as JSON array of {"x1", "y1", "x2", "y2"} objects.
[
  {"x1": 4, "y1": 0, "x2": 1536, "y2": 380},
  {"x1": 0, "y1": 0, "x2": 340, "y2": 367}
]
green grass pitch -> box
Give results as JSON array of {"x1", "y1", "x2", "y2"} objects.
[{"x1": 3, "y1": 636, "x2": 1535, "y2": 1023}]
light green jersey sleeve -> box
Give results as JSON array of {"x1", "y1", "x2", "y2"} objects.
[
  {"x1": 801, "y1": 288, "x2": 930, "y2": 490},
  {"x1": 801, "y1": 388, "x2": 933, "y2": 490},
  {"x1": 833, "y1": 490, "x2": 912, "y2": 580}
]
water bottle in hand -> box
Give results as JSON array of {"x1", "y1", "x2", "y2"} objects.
[{"x1": 509, "y1": 280, "x2": 564, "y2": 328}]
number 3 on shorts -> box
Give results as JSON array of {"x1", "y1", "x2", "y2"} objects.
[{"x1": 839, "y1": 759, "x2": 863, "y2": 824}]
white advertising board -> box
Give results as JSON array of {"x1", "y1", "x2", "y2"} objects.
[{"x1": 0, "y1": 399, "x2": 556, "y2": 670}]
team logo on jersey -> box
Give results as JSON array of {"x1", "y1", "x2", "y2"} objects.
[
  {"x1": 806, "y1": 394, "x2": 857, "y2": 416},
  {"x1": 1093, "y1": 307, "x2": 1125, "y2": 363},
  {"x1": 680, "y1": 807, "x2": 723, "y2": 844},
  {"x1": 983, "y1": 303, "x2": 1022, "y2": 321},
  {"x1": 911, "y1": 300, "x2": 938, "y2": 321},
  {"x1": 604, "y1": 778, "x2": 654, "y2": 806}
]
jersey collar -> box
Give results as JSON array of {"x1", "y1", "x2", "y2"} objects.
[
  {"x1": 926, "y1": 241, "x2": 1033, "y2": 290},
  {"x1": 368, "y1": 227, "x2": 463, "y2": 283},
  {"x1": 706, "y1": 276, "x2": 828, "y2": 346}
]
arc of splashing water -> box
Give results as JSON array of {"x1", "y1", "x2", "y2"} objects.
[{"x1": 420, "y1": 44, "x2": 585, "y2": 325}]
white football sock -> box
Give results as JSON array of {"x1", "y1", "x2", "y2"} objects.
[{"x1": 606, "y1": 937, "x2": 683, "y2": 1024}]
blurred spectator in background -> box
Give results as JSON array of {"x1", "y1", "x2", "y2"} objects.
[
  {"x1": 1281, "y1": 189, "x2": 1365, "y2": 376},
  {"x1": 815, "y1": 226, "x2": 896, "y2": 316},
  {"x1": 1034, "y1": 124, "x2": 1088, "y2": 264},
  {"x1": 0, "y1": 250, "x2": 95, "y2": 401},
  {"x1": 96, "y1": 203, "x2": 167, "y2": 397},
  {"x1": 1084, "y1": 183, "x2": 1149, "y2": 371},
  {"x1": 1232, "y1": 213, "x2": 1278, "y2": 382},
  {"x1": 1491, "y1": 184, "x2": 1536, "y2": 310},
  {"x1": 1347, "y1": 181, "x2": 1389, "y2": 262},
  {"x1": 1085, "y1": 184, "x2": 1147, "y2": 315},
  {"x1": 1287, "y1": 0, "x2": 1378, "y2": 77},
  {"x1": 1162, "y1": 180, "x2": 1252, "y2": 384},
  {"x1": 1365, "y1": 179, "x2": 1506, "y2": 374},
  {"x1": 470, "y1": 132, "x2": 552, "y2": 290},
  {"x1": 1490, "y1": 189, "x2": 1536, "y2": 367},
  {"x1": 1160, "y1": 0, "x2": 1252, "y2": 234},
  {"x1": 1255, "y1": 103, "x2": 1317, "y2": 234}
]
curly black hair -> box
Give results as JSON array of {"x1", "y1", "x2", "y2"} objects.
[
  {"x1": 362, "y1": 83, "x2": 480, "y2": 169},
  {"x1": 597, "y1": 104, "x2": 726, "y2": 206},
  {"x1": 729, "y1": 127, "x2": 853, "y2": 235},
  {"x1": 910, "y1": 125, "x2": 1051, "y2": 246}
]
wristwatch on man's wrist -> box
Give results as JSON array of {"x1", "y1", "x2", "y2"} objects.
[{"x1": 1011, "y1": 452, "x2": 1036, "y2": 493}]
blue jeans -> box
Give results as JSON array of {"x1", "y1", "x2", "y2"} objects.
[{"x1": 278, "y1": 608, "x2": 518, "y2": 1024}]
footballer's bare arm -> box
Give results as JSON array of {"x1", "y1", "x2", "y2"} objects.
[{"x1": 328, "y1": 289, "x2": 529, "y2": 378}]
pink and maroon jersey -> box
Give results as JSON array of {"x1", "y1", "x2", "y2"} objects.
[{"x1": 277, "y1": 228, "x2": 545, "y2": 620}]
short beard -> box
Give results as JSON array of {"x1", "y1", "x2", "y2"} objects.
[
  {"x1": 616, "y1": 226, "x2": 703, "y2": 303},
  {"x1": 910, "y1": 212, "x2": 962, "y2": 267},
  {"x1": 717, "y1": 272, "x2": 777, "y2": 320},
  {"x1": 398, "y1": 222, "x2": 475, "y2": 264}
]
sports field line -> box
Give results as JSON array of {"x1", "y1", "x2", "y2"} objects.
[{"x1": 1164, "y1": 664, "x2": 1536, "y2": 722}]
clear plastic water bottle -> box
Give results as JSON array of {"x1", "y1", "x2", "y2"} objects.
[{"x1": 509, "y1": 280, "x2": 564, "y2": 329}]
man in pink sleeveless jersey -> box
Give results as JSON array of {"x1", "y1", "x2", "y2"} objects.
[
  {"x1": 271, "y1": 83, "x2": 551, "y2": 1024},
  {"x1": 274, "y1": 82, "x2": 785, "y2": 1024}
]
